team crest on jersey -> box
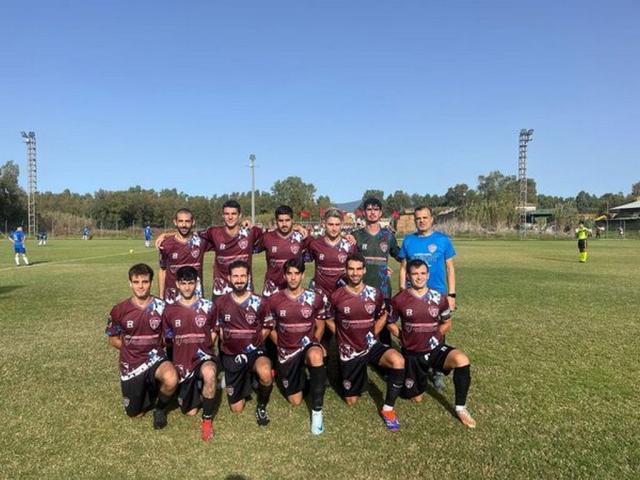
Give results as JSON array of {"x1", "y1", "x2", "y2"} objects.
[
  {"x1": 405, "y1": 378, "x2": 415, "y2": 389},
  {"x1": 123, "y1": 397, "x2": 130, "y2": 408},
  {"x1": 195, "y1": 315, "x2": 207, "y2": 328},
  {"x1": 428, "y1": 305, "x2": 440, "y2": 318},
  {"x1": 342, "y1": 380, "x2": 352, "y2": 391},
  {"x1": 239, "y1": 239, "x2": 249, "y2": 250},
  {"x1": 380, "y1": 241, "x2": 388, "y2": 253},
  {"x1": 172, "y1": 252, "x2": 179, "y2": 259},
  {"x1": 428, "y1": 243, "x2": 437, "y2": 253},
  {"x1": 149, "y1": 316, "x2": 161, "y2": 329},
  {"x1": 301, "y1": 306, "x2": 313, "y2": 319},
  {"x1": 365, "y1": 303, "x2": 376, "y2": 315},
  {"x1": 338, "y1": 253, "x2": 348, "y2": 263},
  {"x1": 245, "y1": 312, "x2": 256, "y2": 324},
  {"x1": 290, "y1": 244, "x2": 300, "y2": 254},
  {"x1": 282, "y1": 379, "x2": 289, "y2": 389},
  {"x1": 226, "y1": 386, "x2": 234, "y2": 397},
  {"x1": 191, "y1": 249, "x2": 200, "y2": 258}
]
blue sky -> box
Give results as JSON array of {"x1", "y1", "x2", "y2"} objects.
[{"x1": 1, "y1": 1, "x2": 638, "y2": 202}]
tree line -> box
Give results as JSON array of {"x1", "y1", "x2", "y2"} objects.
[{"x1": 1, "y1": 159, "x2": 638, "y2": 235}]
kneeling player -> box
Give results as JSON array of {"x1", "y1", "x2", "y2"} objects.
[
  {"x1": 105, "y1": 263, "x2": 178, "y2": 429},
  {"x1": 326, "y1": 253, "x2": 405, "y2": 431},
  {"x1": 389, "y1": 259, "x2": 476, "y2": 428},
  {"x1": 213, "y1": 260, "x2": 274, "y2": 425},
  {"x1": 163, "y1": 266, "x2": 218, "y2": 441},
  {"x1": 262, "y1": 258, "x2": 328, "y2": 435}
]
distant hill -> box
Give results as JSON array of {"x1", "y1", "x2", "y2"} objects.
[{"x1": 334, "y1": 200, "x2": 361, "y2": 212}]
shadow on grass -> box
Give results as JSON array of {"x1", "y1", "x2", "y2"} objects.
[
  {"x1": 0, "y1": 285, "x2": 25, "y2": 297},
  {"x1": 533, "y1": 257, "x2": 578, "y2": 263},
  {"x1": 424, "y1": 383, "x2": 457, "y2": 419},
  {"x1": 225, "y1": 475, "x2": 250, "y2": 480}
]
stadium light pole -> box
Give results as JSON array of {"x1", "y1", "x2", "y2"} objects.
[
  {"x1": 21, "y1": 131, "x2": 37, "y2": 237},
  {"x1": 249, "y1": 154, "x2": 256, "y2": 224},
  {"x1": 518, "y1": 129, "x2": 534, "y2": 238}
]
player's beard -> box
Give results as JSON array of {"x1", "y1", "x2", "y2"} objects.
[
  {"x1": 232, "y1": 281, "x2": 248, "y2": 294},
  {"x1": 177, "y1": 227, "x2": 192, "y2": 237},
  {"x1": 347, "y1": 276, "x2": 363, "y2": 289}
]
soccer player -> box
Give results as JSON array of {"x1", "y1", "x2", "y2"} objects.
[
  {"x1": 398, "y1": 205, "x2": 457, "y2": 391},
  {"x1": 262, "y1": 258, "x2": 328, "y2": 435},
  {"x1": 388, "y1": 259, "x2": 476, "y2": 428},
  {"x1": 157, "y1": 208, "x2": 209, "y2": 303},
  {"x1": 349, "y1": 197, "x2": 401, "y2": 346},
  {"x1": 326, "y1": 253, "x2": 405, "y2": 431},
  {"x1": 213, "y1": 260, "x2": 273, "y2": 425},
  {"x1": 82, "y1": 225, "x2": 90, "y2": 240},
  {"x1": 105, "y1": 263, "x2": 178, "y2": 429},
  {"x1": 162, "y1": 266, "x2": 218, "y2": 441},
  {"x1": 575, "y1": 221, "x2": 591, "y2": 263},
  {"x1": 304, "y1": 208, "x2": 357, "y2": 298},
  {"x1": 144, "y1": 225, "x2": 153, "y2": 248},
  {"x1": 254, "y1": 205, "x2": 306, "y2": 297},
  {"x1": 9, "y1": 226, "x2": 29, "y2": 266}
]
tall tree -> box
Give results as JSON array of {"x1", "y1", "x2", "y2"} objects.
[
  {"x1": 271, "y1": 176, "x2": 316, "y2": 214},
  {"x1": 631, "y1": 181, "x2": 640, "y2": 198},
  {"x1": 0, "y1": 161, "x2": 27, "y2": 229}
]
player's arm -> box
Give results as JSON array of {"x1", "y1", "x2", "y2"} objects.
[
  {"x1": 108, "y1": 335, "x2": 122, "y2": 350},
  {"x1": 155, "y1": 230, "x2": 177, "y2": 250},
  {"x1": 325, "y1": 317, "x2": 336, "y2": 334},
  {"x1": 387, "y1": 322, "x2": 400, "y2": 338},
  {"x1": 158, "y1": 269, "x2": 166, "y2": 299},
  {"x1": 261, "y1": 328, "x2": 271, "y2": 341},
  {"x1": 313, "y1": 318, "x2": 325, "y2": 341},
  {"x1": 269, "y1": 329, "x2": 278, "y2": 344},
  {"x1": 438, "y1": 318, "x2": 452, "y2": 337},
  {"x1": 445, "y1": 258, "x2": 456, "y2": 310},
  {"x1": 399, "y1": 259, "x2": 407, "y2": 291},
  {"x1": 373, "y1": 311, "x2": 387, "y2": 336}
]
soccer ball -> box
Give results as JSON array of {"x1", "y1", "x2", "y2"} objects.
[{"x1": 129, "y1": 249, "x2": 134, "y2": 254}]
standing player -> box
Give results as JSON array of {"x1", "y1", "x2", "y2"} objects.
[
  {"x1": 162, "y1": 266, "x2": 218, "y2": 441},
  {"x1": 254, "y1": 205, "x2": 306, "y2": 297},
  {"x1": 144, "y1": 225, "x2": 153, "y2": 248},
  {"x1": 157, "y1": 208, "x2": 209, "y2": 303},
  {"x1": 105, "y1": 263, "x2": 178, "y2": 429},
  {"x1": 262, "y1": 258, "x2": 328, "y2": 435},
  {"x1": 213, "y1": 260, "x2": 273, "y2": 425},
  {"x1": 389, "y1": 259, "x2": 476, "y2": 428},
  {"x1": 9, "y1": 226, "x2": 29, "y2": 266},
  {"x1": 349, "y1": 197, "x2": 401, "y2": 346},
  {"x1": 326, "y1": 253, "x2": 405, "y2": 431},
  {"x1": 82, "y1": 225, "x2": 90, "y2": 240},
  {"x1": 304, "y1": 209, "x2": 357, "y2": 298},
  {"x1": 398, "y1": 206, "x2": 457, "y2": 391},
  {"x1": 575, "y1": 221, "x2": 591, "y2": 263}
]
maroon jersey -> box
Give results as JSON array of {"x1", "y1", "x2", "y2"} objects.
[
  {"x1": 389, "y1": 289, "x2": 451, "y2": 353},
  {"x1": 199, "y1": 225, "x2": 263, "y2": 296},
  {"x1": 329, "y1": 285, "x2": 385, "y2": 361},
  {"x1": 105, "y1": 297, "x2": 166, "y2": 379},
  {"x1": 213, "y1": 293, "x2": 266, "y2": 356},
  {"x1": 159, "y1": 234, "x2": 209, "y2": 303},
  {"x1": 304, "y1": 236, "x2": 356, "y2": 296},
  {"x1": 162, "y1": 298, "x2": 215, "y2": 381},
  {"x1": 262, "y1": 289, "x2": 327, "y2": 363},
  {"x1": 255, "y1": 229, "x2": 306, "y2": 296}
]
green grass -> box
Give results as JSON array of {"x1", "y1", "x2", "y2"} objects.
[{"x1": 0, "y1": 238, "x2": 638, "y2": 479}]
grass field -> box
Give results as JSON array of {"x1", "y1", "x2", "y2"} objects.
[{"x1": 1, "y1": 238, "x2": 638, "y2": 479}]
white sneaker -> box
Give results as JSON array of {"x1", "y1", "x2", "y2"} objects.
[{"x1": 311, "y1": 410, "x2": 324, "y2": 435}]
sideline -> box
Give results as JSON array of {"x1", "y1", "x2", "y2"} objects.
[{"x1": 0, "y1": 251, "x2": 145, "y2": 273}]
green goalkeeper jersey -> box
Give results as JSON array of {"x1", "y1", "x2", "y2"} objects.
[{"x1": 352, "y1": 226, "x2": 400, "y2": 298}]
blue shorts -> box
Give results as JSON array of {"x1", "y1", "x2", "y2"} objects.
[{"x1": 14, "y1": 245, "x2": 26, "y2": 254}]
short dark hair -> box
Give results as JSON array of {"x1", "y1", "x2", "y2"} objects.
[
  {"x1": 275, "y1": 205, "x2": 294, "y2": 218},
  {"x1": 176, "y1": 266, "x2": 199, "y2": 282},
  {"x1": 407, "y1": 259, "x2": 429, "y2": 273},
  {"x1": 414, "y1": 205, "x2": 433, "y2": 216},
  {"x1": 223, "y1": 200, "x2": 241, "y2": 213},
  {"x1": 228, "y1": 260, "x2": 250, "y2": 275},
  {"x1": 174, "y1": 207, "x2": 194, "y2": 220},
  {"x1": 324, "y1": 208, "x2": 342, "y2": 221},
  {"x1": 283, "y1": 257, "x2": 305, "y2": 274},
  {"x1": 346, "y1": 252, "x2": 366, "y2": 268},
  {"x1": 128, "y1": 263, "x2": 154, "y2": 281},
  {"x1": 363, "y1": 197, "x2": 383, "y2": 210}
]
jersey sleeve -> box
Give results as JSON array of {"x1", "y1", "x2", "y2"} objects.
[
  {"x1": 258, "y1": 297, "x2": 274, "y2": 330},
  {"x1": 374, "y1": 289, "x2": 386, "y2": 320},
  {"x1": 162, "y1": 310, "x2": 174, "y2": 340},
  {"x1": 158, "y1": 247, "x2": 168, "y2": 269},
  {"x1": 444, "y1": 236, "x2": 456, "y2": 260},
  {"x1": 397, "y1": 237, "x2": 408, "y2": 260},
  {"x1": 302, "y1": 236, "x2": 314, "y2": 262},
  {"x1": 251, "y1": 226, "x2": 265, "y2": 253},
  {"x1": 313, "y1": 292, "x2": 329, "y2": 321},
  {"x1": 388, "y1": 231, "x2": 401, "y2": 261},
  {"x1": 105, "y1": 305, "x2": 122, "y2": 336},
  {"x1": 211, "y1": 300, "x2": 222, "y2": 333},
  {"x1": 387, "y1": 295, "x2": 400, "y2": 324},
  {"x1": 439, "y1": 295, "x2": 452, "y2": 322}
]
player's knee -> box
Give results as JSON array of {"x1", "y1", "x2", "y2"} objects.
[
  {"x1": 411, "y1": 395, "x2": 424, "y2": 403},
  {"x1": 289, "y1": 396, "x2": 303, "y2": 407},
  {"x1": 392, "y1": 353, "x2": 405, "y2": 369},
  {"x1": 345, "y1": 396, "x2": 358, "y2": 406},
  {"x1": 185, "y1": 408, "x2": 199, "y2": 417},
  {"x1": 230, "y1": 402, "x2": 245, "y2": 413},
  {"x1": 453, "y1": 351, "x2": 470, "y2": 368},
  {"x1": 307, "y1": 348, "x2": 324, "y2": 367}
]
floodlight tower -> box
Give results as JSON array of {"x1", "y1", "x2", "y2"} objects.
[
  {"x1": 249, "y1": 154, "x2": 256, "y2": 224},
  {"x1": 518, "y1": 129, "x2": 533, "y2": 237},
  {"x1": 21, "y1": 131, "x2": 37, "y2": 237}
]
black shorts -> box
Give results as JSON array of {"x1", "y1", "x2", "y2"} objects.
[
  {"x1": 401, "y1": 344, "x2": 456, "y2": 398},
  {"x1": 177, "y1": 360, "x2": 218, "y2": 414},
  {"x1": 577, "y1": 239, "x2": 587, "y2": 252},
  {"x1": 339, "y1": 342, "x2": 390, "y2": 397},
  {"x1": 120, "y1": 359, "x2": 168, "y2": 417},
  {"x1": 277, "y1": 344, "x2": 321, "y2": 397},
  {"x1": 221, "y1": 349, "x2": 268, "y2": 404}
]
